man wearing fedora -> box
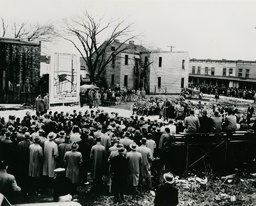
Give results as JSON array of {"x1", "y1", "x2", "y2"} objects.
[
  {"x1": 110, "y1": 146, "x2": 128, "y2": 203},
  {"x1": 58, "y1": 135, "x2": 72, "y2": 168},
  {"x1": 43, "y1": 132, "x2": 59, "y2": 184},
  {"x1": 55, "y1": 130, "x2": 66, "y2": 145},
  {"x1": 16, "y1": 132, "x2": 32, "y2": 192},
  {"x1": 137, "y1": 138, "x2": 153, "y2": 190},
  {"x1": 154, "y1": 172, "x2": 179, "y2": 206},
  {"x1": 28, "y1": 136, "x2": 43, "y2": 190},
  {"x1": 78, "y1": 128, "x2": 93, "y2": 184},
  {"x1": 64, "y1": 142, "x2": 82, "y2": 195},
  {"x1": 126, "y1": 143, "x2": 142, "y2": 194},
  {"x1": 90, "y1": 137, "x2": 107, "y2": 189}
]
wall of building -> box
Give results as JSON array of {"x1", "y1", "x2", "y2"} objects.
[
  {"x1": 236, "y1": 62, "x2": 256, "y2": 79},
  {"x1": 149, "y1": 52, "x2": 189, "y2": 94},
  {"x1": 0, "y1": 39, "x2": 41, "y2": 103},
  {"x1": 189, "y1": 59, "x2": 236, "y2": 77}
]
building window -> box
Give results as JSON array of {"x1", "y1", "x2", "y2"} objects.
[
  {"x1": 192, "y1": 66, "x2": 195, "y2": 74},
  {"x1": 182, "y1": 60, "x2": 185, "y2": 69},
  {"x1": 181, "y1": 77, "x2": 184, "y2": 88},
  {"x1": 124, "y1": 75, "x2": 128, "y2": 87},
  {"x1": 81, "y1": 66, "x2": 86, "y2": 70},
  {"x1": 125, "y1": 55, "x2": 129, "y2": 65},
  {"x1": 144, "y1": 56, "x2": 148, "y2": 66},
  {"x1": 229, "y1": 68, "x2": 233, "y2": 76},
  {"x1": 245, "y1": 69, "x2": 250, "y2": 78},
  {"x1": 112, "y1": 54, "x2": 116, "y2": 68},
  {"x1": 238, "y1": 68, "x2": 243, "y2": 77},
  {"x1": 205, "y1": 67, "x2": 208, "y2": 75},
  {"x1": 159, "y1": 57, "x2": 162, "y2": 67},
  {"x1": 111, "y1": 75, "x2": 115, "y2": 86},
  {"x1": 158, "y1": 77, "x2": 161, "y2": 88},
  {"x1": 211, "y1": 67, "x2": 215, "y2": 75},
  {"x1": 223, "y1": 68, "x2": 226, "y2": 76},
  {"x1": 111, "y1": 46, "x2": 115, "y2": 51},
  {"x1": 197, "y1": 66, "x2": 201, "y2": 74}
]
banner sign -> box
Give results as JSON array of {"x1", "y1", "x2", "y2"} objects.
[{"x1": 50, "y1": 53, "x2": 80, "y2": 104}]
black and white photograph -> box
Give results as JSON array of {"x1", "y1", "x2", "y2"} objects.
[{"x1": 0, "y1": 0, "x2": 256, "y2": 205}]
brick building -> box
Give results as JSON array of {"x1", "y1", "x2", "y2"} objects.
[
  {"x1": 189, "y1": 58, "x2": 256, "y2": 89},
  {"x1": 0, "y1": 38, "x2": 41, "y2": 103}
]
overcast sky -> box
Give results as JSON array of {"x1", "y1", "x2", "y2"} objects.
[{"x1": 1, "y1": 0, "x2": 256, "y2": 60}]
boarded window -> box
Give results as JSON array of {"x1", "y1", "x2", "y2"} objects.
[
  {"x1": 125, "y1": 55, "x2": 128, "y2": 65},
  {"x1": 124, "y1": 75, "x2": 128, "y2": 87},
  {"x1": 158, "y1": 77, "x2": 161, "y2": 88},
  {"x1": 159, "y1": 57, "x2": 162, "y2": 67}
]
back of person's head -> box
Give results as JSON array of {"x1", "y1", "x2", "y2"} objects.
[
  {"x1": 190, "y1": 110, "x2": 195, "y2": 115},
  {"x1": 169, "y1": 119, "x2": 174, "y2": 124},
  {"x1": 165, "y1": 127, "x2": 170, "y2": 134},
  {"x1": 214, "y1": 111, "x2": 219, "y2": 117},
  {"x1": 72, "y1": 125, "x2": 80, "y2": 133}
]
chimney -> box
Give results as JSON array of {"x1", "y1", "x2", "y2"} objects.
[{"x1": 129, "y1": 41, "x2": 134, "y2": 45}]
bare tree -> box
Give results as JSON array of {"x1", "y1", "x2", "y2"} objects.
[
  {"x1": 62, "y1": 11, "x2": 138, "y2": 84},
  {"x1": 1, "y1": 18, "x2": 8, "y2": 37},
  {"x1": 0, "y1": 18, "x2": 57, "y2": 42}
]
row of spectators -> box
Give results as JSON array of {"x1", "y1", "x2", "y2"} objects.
[
  {"x1": 81, "y1": 84, "x2": 147, "y2": 107},
  {"x1": 189, "y1": 83, "x2": 256, "y2": 100}
]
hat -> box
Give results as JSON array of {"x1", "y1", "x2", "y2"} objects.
[
  {"x1": 118, "y1": 147, "x2": 127, "y2": 154},
  {"x1": 58, "y1": 130, "x2": 66, "y2": 137},
  {"x1": 8, "y1": 125, "x2": 15, "y2": 132},
  {"x1": 24, "y1": 132, "x2": 31, "y2": 139},
  {"x1": 48, "y1": 132, "x2": 57, "y2": 140},
  {"x1": 129, "y1": 143, "x2": 137, "y2": 151},
  {"x1": 82, "y1": 128, "x2": 91, "y2": 135},
  {"x1": 202, "y1": 110, "x2": 207, "y2": 115},
  {"x1": 34, "y1": 136, "x2": 41, "y2": 143},
  {"x1": 22, "y1": 126, "x2": 28, "y2": 133},
  {"x1": 163, "y1": 172, "x2": 175, "y2": 184},
  {"x1": 141, "y1": 137, "x2": 147, "y2": 143},
  {"x1": 54, "y1": 168, "x2": 66, "y2": 173},
  {"x1": 71, "y1": 142, "x2": 79, "y2": 150},
  {"x1": 111, "y1": 137, "x2": 119, "y2": 143}
]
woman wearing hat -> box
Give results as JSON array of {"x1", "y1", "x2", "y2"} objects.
[
  {"x1": 64, "y1": 142, "x2": 82, "y2": 195},
  {"x1": 154, "y1": 172, "x2": 179, "y2": 206}
]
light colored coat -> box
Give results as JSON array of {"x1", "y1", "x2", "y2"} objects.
[
  {"x1": 29, "y1": 143, "x2": 43, "y2": 177},
  {"x1": 137, "y1": 145, "x2": 152, "y2": 178},
  {"x1": 90, "y1": 143, "x2": 106, "y2": 180},
  {"x1": 43, "y1": 140, "x2": 59, "y2": 177},
  {"x1": 64, "y1": 150, "x2": 82, "y2": 183},
  {"x1": 126, "y1": 150, "x2": 142, "y2": 186}
]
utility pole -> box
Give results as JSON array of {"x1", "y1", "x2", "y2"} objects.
[{"x1": 167, "y1": 46, "x2": 175, "y2": 52}]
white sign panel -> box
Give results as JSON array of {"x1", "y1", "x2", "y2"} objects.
[{"x1": 50, "y1": 53, "x2": 80, "y2": 104}]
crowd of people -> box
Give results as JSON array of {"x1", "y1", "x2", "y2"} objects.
[
  {"x1": 0, "y1": 94, "x2": 255, "y2": 204},
  {"x1": 80, "y1": 84, "x2": 147, "y2": 108},
  {"x1": 189, "y1": 83, "x2": 256, "y2": 100},
  {"x1": 0, "y1": 108, "x2": 181, "y2": 204}
]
